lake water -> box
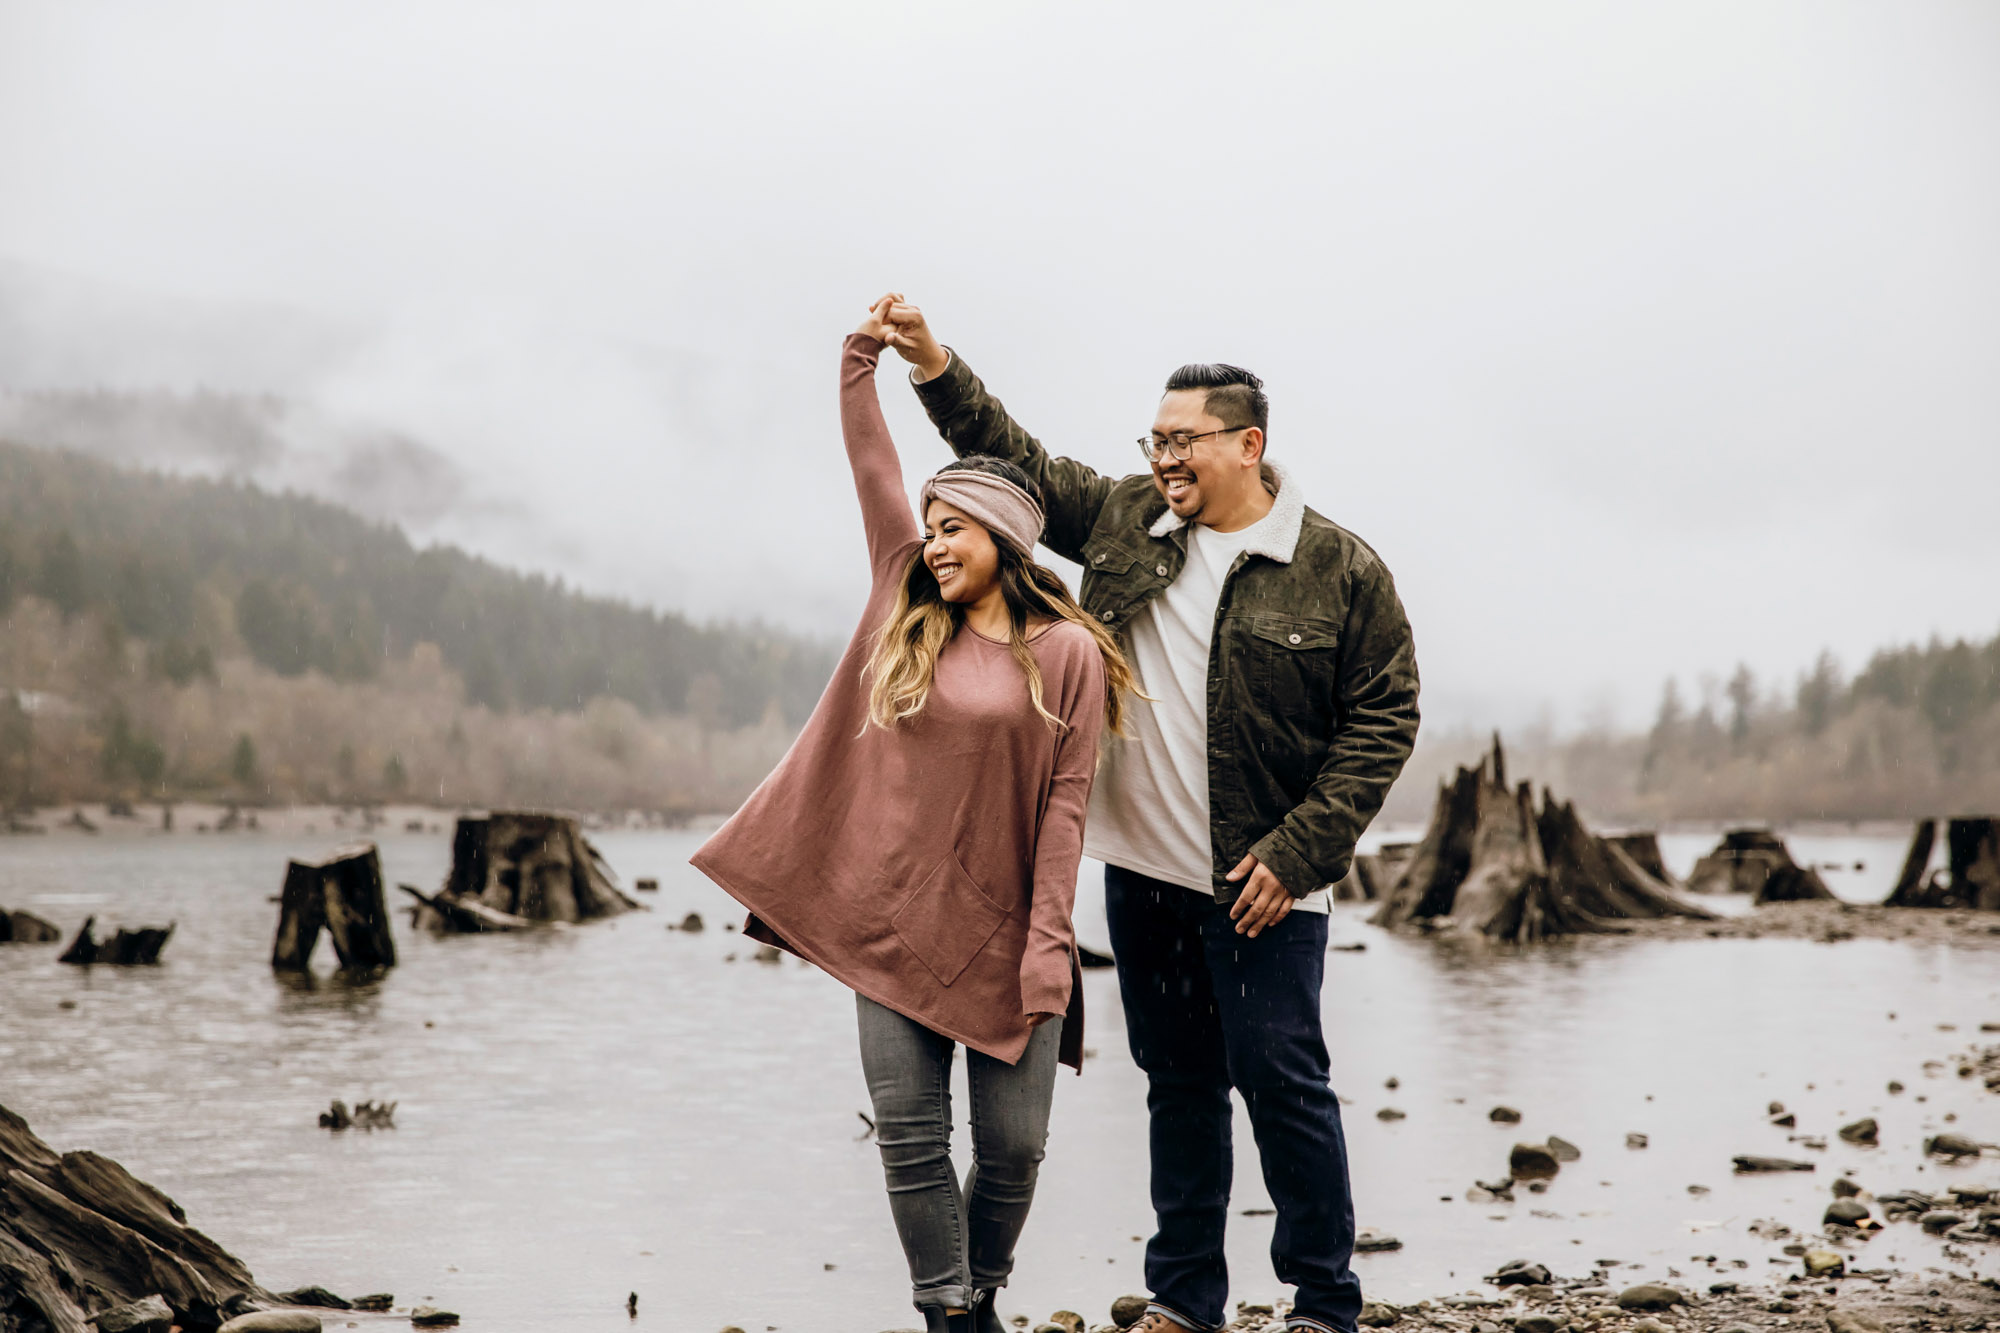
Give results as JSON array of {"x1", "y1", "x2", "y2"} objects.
[{"x1": 3, "y1": 823, "x2": 1998, "y2": 1333}]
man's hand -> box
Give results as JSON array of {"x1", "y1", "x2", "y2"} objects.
[
  {"x1": 1226, "y1": 852, "x2": 1295, "y2": 938},
  {"x1": 882, "y1": 299, "x2": 951, "y2": 383},
  {"x1": 856, "y1": 292, "x2": 898, "y2": 343}
]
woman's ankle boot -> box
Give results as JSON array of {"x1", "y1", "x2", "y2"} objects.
[
  {"x1": 921, "y1": 1307, "x2": 973, "y2": 1333},
  {"x1": 972, "y1": 1290, "x2": 1004, "y2": 1333}
]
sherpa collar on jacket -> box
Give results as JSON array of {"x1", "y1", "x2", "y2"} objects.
[{"x1": 1146, "y1": 460, "x2": 1305, "y2": 565}]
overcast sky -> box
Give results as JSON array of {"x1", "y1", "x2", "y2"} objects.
[{"x1": 2, "y1": 0, "x2": 1996, "y2": 731}]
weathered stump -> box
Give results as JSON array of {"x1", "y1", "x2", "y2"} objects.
[
  {"x1": 1684, "y1": 828, "x2": 1834, "y2": 903},
  {"x1": 0, "y1": 1101, "x2": 277, "y2": 1329},
  {"x1": 271, "y1": 844, "x2": 396, "y2": 973},
  {"x1": 1351, "y1": 843, "x2": 1417, "y2": 901},
  {"x1": 1607, "y1": 832, "x2": 1674, "y2": 885},
  {"x1": 408, "y1": 812, "x2": 641, "y2": 932},
  {"x1": 1, "y1": 908, "x2": 61, "y2": 944},
  {"x1": 1886, "y1": 817, "x2": 2000, "y2": 910},
  {"x1": 1369, "y1": 735, "x2": 1715, "y2": 943},
  {"x1": 57, "y1": 918, "x2": 174, "y2": 965}
]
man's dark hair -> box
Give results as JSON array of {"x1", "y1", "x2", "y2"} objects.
[{"x1": 1164, "y1": 363, "x2": 1268, "y2": 439}]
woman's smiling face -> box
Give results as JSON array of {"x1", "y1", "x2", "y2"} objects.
[{"x1": 922, "y1": 499, "x2": 1002, "y2": 604}]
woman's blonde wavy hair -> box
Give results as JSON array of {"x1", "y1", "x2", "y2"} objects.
[{"x1": 865, "y1": 465, "x2": 1138, "y2": 736}]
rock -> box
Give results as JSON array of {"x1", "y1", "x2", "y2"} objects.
[
  {"x1": 1771, "y1": 1112, "x2": 1797, "y2": 1127},
  {"x1": 1488, "y1": 1260, "x2": 1553, "y2": 1287},
  {"x1": 1687, "y1": 1183, "x2": 1710, "y2": 1195},
  {"x1": 1110, "y1": 1295, "x2": 1151, "y2": 1328},
  {"x1": 753, "y1": 944, "x2": 783, "y2": 964},
  {"x1": 1802, "y1": 1250, "x2": 1845, "y2": 1277},
  {"x1": 1826, "y1": 1311, "x2": 1887, "y2": 1333},
  {"x1": 1515, "y1": 1317, "x2": 1559, "y2": 1333},
  {"x1": 1358, "y1": 1301, "x2": 1401, "y2": 1327},
  {"x1": 1547, "y1": 1135, "x2": 1581, "y2": 1162},
  {"x1": 1626, "y1": 1133, "x2": 1649, "y2": 1149},
  {"x1": 1617, "y1": 1284, "x2": 1685, "y2": 1311},
  {"x1": 1733, "y1": 1155, "x2": 1815, "y2": 1172},
  {"x1": 276, "y1": 1286, "x2": 352, "y2": 1309},
  {"x1": 1384, "y1": 1076, "x2": 1400, "y2": 1090},
  {"x1": 1918, "y1": 1209, "x2": 1965, "y2": 1233},
  {"x1": 1767, "y1": 1300, "x2": 1801, "y2": 1314},
  {"x1": 1491, "y1": 1106, "x2": 1523, "y2": 1123},
  {"x1": 1824, "y1": 1199, "x2": 1871, "y2": 1226},
  {"x1": 1377, "y1": 1107, "x2": 1407, "y2": 1121},
  {"x1": 1838, "y1": 1118, "x2": 1879, "y2": 1145},
  {"x1": 1631, "y1": 1319, "x2": 1674, "y2": 1333},
  {"x1": 678, "y1": 912, "x2": 705, "y2": 932},
  {"x1": 1886, "y1": 1081, "x2": 1903, "y2": 1094},
  {"x1": 1708, "y1": 1282, "x2": 1740, "y2": 1295},
  {"x1": 94, "y1": 1296, "x2": 175, "y2": 1333},
  {"x1": 217, "y1": 1315, "x2": 323, "y2": 1333},
  {"x1": 1510, "y1": 1143, "x2": 1561, "y2": 1179},
  {"x1": 1925, "y1": 1132, "x2": 1982, "y2": 1159},
  {"x1": 1831, "y1": 1177, "x2": 1862, "y2": 1197},
  {"x1": 1047, "y1": 1313, "x2": 1084, "y2": 1333},
  {"x1": 1355, "y1": 1228, "x2": 1402, "y2": 1251},
  {"x1": 352, "y1": 1295, "x2": 395, "y2": 1311},
  {"x1": 410, "y1": 1312, "x2": 461, "y2": 1328}
]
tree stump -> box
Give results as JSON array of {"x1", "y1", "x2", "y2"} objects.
[
  {"x1": 1, "y1": 908, "x2": 61, "y2": 944},
  {"x1": 57, "y1": 918, "x2": 174, "y2": 965},
  {"x1": 1685, "y1": 829, "x2": 1834, "y2": 903},
  {"x1": 1351, "y1": 843, "x2": 1417, "y2": 901},
  {"x1": 1369, "y1": 736, "x2": 1716, "y2": 943},
  {"x1": 1886, "y1": 817, "x2": 2000, "y2": 910},
  {"x1": 0, "y1": 1100, "x2": 277, "y2": 1329},
  {"x1": 1607, "y1": 832, "x2": 1674, "y2": 885},
  {"x1": 408, "y1": 812, "x2": 641, "y2": 932},
  {"x1": 271, "y1": 844, "x2": 396, "y2": 973}
]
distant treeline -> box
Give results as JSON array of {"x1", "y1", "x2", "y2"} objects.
[
  {"x1": 0, "y1": 439, "x2": 835, "y2": 728},
  {"x1": 1384, "y1": 630, "x2": 2000, "y2": 827}
]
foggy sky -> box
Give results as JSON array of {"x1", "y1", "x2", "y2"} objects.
[{"x1": 2, "y1": 1, "x2": 1996, "y2": 731}]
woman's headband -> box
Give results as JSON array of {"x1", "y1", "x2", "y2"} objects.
[{"x1": 918, "y1": 470, "x2": 1046, "y2": 555}]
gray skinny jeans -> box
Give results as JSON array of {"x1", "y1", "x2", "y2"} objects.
[{"x1": 856, "y1": 993, "x2": 1062, "y2": 1313}]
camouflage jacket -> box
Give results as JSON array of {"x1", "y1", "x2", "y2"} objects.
[{"x1": 914, "y1": 351, "x2": 1421, "y2": 901}]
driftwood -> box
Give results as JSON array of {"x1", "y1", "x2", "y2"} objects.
[
  {"x1": 317, "y1": 1100, "x2": 396, "y2": 1131},
  {"x1": 271, "y1": 844, "x2": 397, "y2": 973},
  {"x1": 1684, "y1": 829, "x2": 1834, "y2": 904},
  {"x1": 1885, "y1": 817, "x2": 2000, "y2": 910},
  {"x1": 0, "y1": 1100, "x2": 276, "y2": 1329},
  {"x1": 407, "y1": 812, "x2": 641, "y2": 932},
  {"x1": 397, "y1": 883, "x2": 529, "y2": 933},
  {"x1": 0, "y1": 909, "x2": 61, "y2": 944},
  {"x1": 56, "y1": 918, "x2": 174, "y2": 966},
  {"x1": 1369, "y1": 736, "x2": 1715, "y2": 943}
]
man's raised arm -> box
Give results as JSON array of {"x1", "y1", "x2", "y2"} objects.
[{"x1": 883, "y1": 300, "x2": 1114, "y2": 565}]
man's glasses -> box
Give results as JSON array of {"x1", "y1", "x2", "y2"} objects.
[{"x1": 1137, "y1": 426, "x2": 1250, "y2": 464}]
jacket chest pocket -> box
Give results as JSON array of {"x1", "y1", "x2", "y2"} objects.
[
  {"x1": 1248, "y1": 615, "x2": 1342, "y2": 725},
  {"x1": 1079, "y1": 544, "x2": 1139, "y2": 629}
]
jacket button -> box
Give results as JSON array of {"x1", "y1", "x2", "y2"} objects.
[
  {"x1": 1100, "y1": 610, "x2": 1115, "y2": 622},
  {"x1": 1155, "y1": 564, "x2": 1168, "y2": 576},
  {"x1": 1093, "y1": 553, "x2": 1106, "y2": 565},
  {"x1": 1289, "y1": 633, "x2": 1302, "y2": 644}
]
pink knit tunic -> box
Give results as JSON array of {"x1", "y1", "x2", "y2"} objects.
[{"x1": 691, "y1": 334, "x2": 1105, "y2": 1070}]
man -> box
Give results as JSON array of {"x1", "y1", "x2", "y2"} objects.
[{"x1": 881, "y1": 300, "x2": 1420, "y2": 1333}]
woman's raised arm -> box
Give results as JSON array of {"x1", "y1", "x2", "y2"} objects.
[{"x1": 842, "y1": 299, "x2": 919, "y2": 578}]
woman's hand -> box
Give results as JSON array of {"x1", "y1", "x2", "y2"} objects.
[
  {"x1": 883, "y1": 299, "x2": 952, "y2": 383},
  {"x1": 855, "y1": 292, "x2": 899, "y2": 343}
]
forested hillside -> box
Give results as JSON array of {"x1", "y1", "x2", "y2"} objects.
[{"x1": 0, "y1": 438, "x2": 834, "y2": 811}]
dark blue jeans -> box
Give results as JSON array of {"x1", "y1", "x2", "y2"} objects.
[{"x1": 1104, "y1": 864, "x2": 1361, "y2": 1333}]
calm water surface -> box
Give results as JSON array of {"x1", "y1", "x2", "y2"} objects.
[{"x1": 2, "y1": 825, "x2": 1997, "y2": 1332}]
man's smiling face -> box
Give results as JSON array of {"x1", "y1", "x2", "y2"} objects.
[{"x1": 1149, "y1": 389, "x2": 1244, "y2": 523}]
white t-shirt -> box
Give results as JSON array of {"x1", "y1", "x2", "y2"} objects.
[{"x1": 1083, "y1": 507, "x2": 1332, "y2": 914}]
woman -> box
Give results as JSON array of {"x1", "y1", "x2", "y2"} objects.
[{"x1": 692, "y1": 295, "x2": 1137, "y2": 1333}]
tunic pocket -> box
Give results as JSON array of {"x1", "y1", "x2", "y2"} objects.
[{"x1": 892, "y1": 851, "x2": 1009, "y2": 988}]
